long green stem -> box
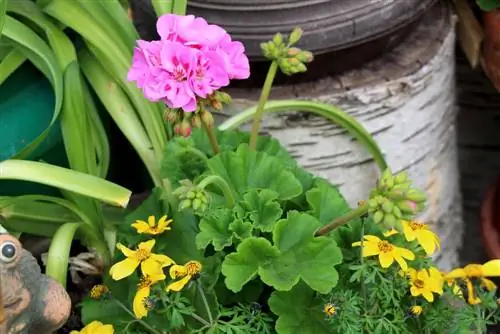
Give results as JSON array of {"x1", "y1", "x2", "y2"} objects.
[
  {"x1": 198, "y1": 175, "x2": 235, "y2": 207},
  {"x1": 202, "y1": 122, "x2": 220, "y2": 155},
  {"x1": 197, "y1": 281, "x2": 214, "y2": 325},
  {"x1": 151, "y1": 0, "x2": 173, "y2": 16},
  {"x1": 249, "y1": 61, "x2": 279, "y2": 150},
  {"x1": 114, "y1": 299, "x2": 161, "y2": 334},
  {"x1": 220, "y1": 100, "x2": 388, "y2": 171},
  {"x1": 360, "y1": 215, "x2": 367, "y2": 325},
  {"x1": 314, "y1": 203, "x2": 369, "y2": 236}
]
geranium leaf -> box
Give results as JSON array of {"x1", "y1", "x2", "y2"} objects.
[
  {"x1": 229, "y1": 218, "x2": 253, "y2": 240},
  {"x1": 160, "y1": 137, "x2": 208, "y2": 187},
  {"x1": 268, "y1": 282, "x2": 331, "y2": 334},
  {"x1": 235, "y1": 189, "x2": 282, "y2": 232},
  {"x1": 207, "y1": 144, "x2": 302, "y2": 200},
  {"x1": 306, "y1": 178, "x2": 351, "y2": 225},
  {"x1": 196, "y1": 207, "x2": 234, "y2": 251},
  {"x1": 221, "y1": 237, "x2": 280, "y2": 292},
  {"x1": 262, "y1": 211, "x2": 342, "y2": 293}
]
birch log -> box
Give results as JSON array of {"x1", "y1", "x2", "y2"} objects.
[
  {"x1": 217, "y1": 3, "x2": 461, "y2": 270},
  {"x1": 456, "y1": 51, "x2": 500, "y2": 265}
]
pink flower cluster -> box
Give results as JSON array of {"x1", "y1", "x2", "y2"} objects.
[{"x1": 127, "y1": 14, "x2": 250, "y2": 112}]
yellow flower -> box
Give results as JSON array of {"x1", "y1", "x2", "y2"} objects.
[
  {"x1": 166, "y1": 260, "x2": 202, "y2": 292},
  {"x1": 383, "y1": 228, "x2": 398, "y2": 237},
  {"x1": 323, "y1": 303, "x2": 337, "y2": 317},
  {"x1": 408, "y1": 268, "x2": 443, "y2": 302},
  {"x1": 109, "y1": 240, "x2": 174, "y2": 280},
  {"x1": 70, "y1": 321, "x2": 114, "y2": 334},
  {"x1": 446, "y1": 260, "x2": 500, "y2": 305},
  {"x1": 89, "y1": 284, "x2": 109, "y2": 300},
  {"x1": 402, "y1": 220, "x2": 440, "y2": 255},
  {"x1": 131, "y1": 215, "x2": 172, "y2": 235},
  {"x1": 352, "y1": 235, "x2": 415, "y2": 271},
  {"x1": 133, "y1": 272, "x2": 165, "y2": 319},
  {"x1": 409, "y1": 305, "x2": 423, "y2": 316}
]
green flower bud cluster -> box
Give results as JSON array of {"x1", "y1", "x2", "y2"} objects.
[
  {"x1": 368, "y1": 169, "x2": 427, "y2": 230},
  {"x1": 173, "y1": 180, "x2": 210, "y2": 215},
  {"x1": 260, "y1": 28, "x2": 314, "y2": 76}
]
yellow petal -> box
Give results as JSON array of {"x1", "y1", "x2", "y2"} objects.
[
  {"x1": 109, "y1": 258, "x2": 140, "y2": 280},
  {"x1": 445, "y1": 268, "x2": 467, "y2": 279},
  {"x1": 131, "y1": 221, "x2": 151, "y2": 234},
  {"x1": 465, "y1": 279, "x2": 481, "y2": 305},
  {"x1": 402, "y1": 222, "x2": 417, "y2": 241},
  {"x1": 481, "y1": 278, "x2": 497, "y2": 291},
  {"x1": 422, "y1": 291, "x2": 434, "y2": 303},
  {"x1": 148, "y1": 215, "x2": 156, "y2": 227},
  {"x1": 378, "y1": 252, "x2": 394, "y2": 268},
  {"x1": 133, "y1": 287, "x2": 150, "y2": 319},
  {"x1": 481, "y1": 259, "x2": 500, "y2": 277},
  {"x1": 383, "y1": 229, "x2": 398, "y2": 237},
  {"x1": 417, "y1": 230, "x2": 439, "y2": 255},
  {"x1": 166, "y1": 275, "x2": 191, "y2": 292},
  {"x1": 364, "y1": 235, "x2": 381, "y2": 243},
  {"x1": 362, "y1": 242, "x2": 380, "y2": 257},
  {"x1": 157, "y1": 215, "x2": 172, "y2": 231},
  {"x1": 408, "y1": 268, "x2": 417, "y2": 281},
  {"x1": 352, "y1": 241, "x2": 361, "y2": 247},
  {"x1": 150, "y1": 254, "x2": 175, "y2": 267},
  {"x1": 397, "y1": 247, "x2": 415, "y2": 261},
  {"x1": 169, "y1": 264, "x2": 188, "y2": 279},
  {"x1": 138, "y1": 239, "x2": 156, "y2": 252},
  {"x1": 141, "y1": 258, "x2": 167, "y2": 278},
  {"x1": 116, "y1": 243, "x2": 135, "y2": 258},
  {"x1": 96, "y1": 325, "x2": 114, "y2": 334},
  {"x1": 410, "y1": 286, "x2": 420, "y2": 297},
  {"x1": 417, "y1": 269, "x2": 430, "y2": 281},
  {"x1": 393, "y1": 254, "x2": 408, "y2": 271}
]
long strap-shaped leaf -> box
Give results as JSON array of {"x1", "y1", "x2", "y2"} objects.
[
  {"x1": 0, "y1": 48, "x2": 26, "y2": 84},
  {"x1": 1, "y1": 15, "x2": 63, "y2": 159},
  {"x1": 0, "y1": 0, "x2": 6, "y2": 39},
  {"x1": 219, "y1": 100, "x2": 388, "y2": 171}
]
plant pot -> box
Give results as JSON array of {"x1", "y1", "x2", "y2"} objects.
[
  {"x1": 130, "y1": 0, "x2": 437, "y2": 86},
  {"x1": 482, "y1": 9, "x2": 500, "y2": 92},
  {"x1": 480, "y1": 176, "x2": 500, "y2": 259}
]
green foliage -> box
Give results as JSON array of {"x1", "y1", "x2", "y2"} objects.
[{"x1": 477, "y1": 0, "x2": 500, "y2": 11}]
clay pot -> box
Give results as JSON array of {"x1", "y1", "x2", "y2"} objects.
[
  {"x1": 480, "y1": 177, "x2": 500, "y2": 259},
  {"x1": 482, "y1": 10, "x2": 500, "y2": 92}
]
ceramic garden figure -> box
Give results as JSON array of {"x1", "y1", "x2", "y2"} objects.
[{"x1": 0, "y1": 233, "x2": 71, "y2": 334}]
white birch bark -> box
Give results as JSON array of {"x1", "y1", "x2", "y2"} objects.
[{"x1": 216, "y1": 5, "x2": 460, "y2": 270}]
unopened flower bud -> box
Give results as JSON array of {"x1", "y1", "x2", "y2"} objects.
[
  {"x1": 217, "y1": 91, "x2": 232, "y2": 105},
  {"x1": 381, "y1": 199, "x2": 394, "y2": 213},
  {"x1": 294, "y1": 62, "x2": 307, "y2": 73},
  {"x1": 261, "y1": 42, "x2": 279, "y2": 60},
  {"x1": 297, "y1": 50, "x2": 314, "y2": 63},
  {"x1": 382, "y1": 213, "x2": 397, "y2": 228},
  {"x1": 406, "y1": 189, "x2": 427, "y2": 203},
  {"x1": 272, "y1": 33, "x2": 284, "y2": 47},
  {"x1": 288, "y1": 27, "x2": 303, "y2": 45},
  {"x1": 200, "y1": 110, "x2": 214, "y2": 127},
  {"x1": 372, "y1": 211, "x2": 384, "y2": 224},
  {"x1": 287, "y1": 47, "x2": 300, "y2": 57},
  {"x1": 397, "y1": 200, "x2": 418, "y2": 214},
  {"x1": 394, "y1": 171, "x2": 409, "y2": 184},
  {"x1": 164, "y1": 109, "x2": 179, "y2": 123},
  {"x1": 191, "y1": 114, "x2": 202, "y2": 128},
  {"x1": 211, "y1": 99, "x2": 222, "y2": 110},
  {"x1": 177, "y1": 120, "x2": 191, "y2": 137}
]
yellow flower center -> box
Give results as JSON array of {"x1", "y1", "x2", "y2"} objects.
[
  {"x1": 323, "y1": 303, "x2": 337, "y2": 317},
  {"x1": 377, "y1": 240, "x2": 394, "y2": 253},
  {"x1": 410, "y1": 305, "x2": 423, "y2": 316},
  {"x1": 185, "y1": 261, "x2": 202, "y2": 276},
  {"x1": 89, "y1": 284, "x2": 109, "y2": 300},
  {"x1": 413, "y1": 279, "x2": 425, "y2": 289},
  {"x1": 409, "y1": 222, "x2": 425, "y2": 230},
  {"x1": 135, "y1": 248, "x2": 150, "y2": 261},
  {"x1": 137, "y1": 275, "x2": 153, "y2": 290},
  {"x1": 464, "y1": 264, "x2": 484, "y2": 278}
]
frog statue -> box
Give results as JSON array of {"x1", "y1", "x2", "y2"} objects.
[{"x1": 0, "y1": 232, "x2": 71, "y2": 333}]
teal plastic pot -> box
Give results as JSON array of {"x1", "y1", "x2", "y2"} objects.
[{"x1": 0, "y1": 63, "x2": 68, "y2": 196}]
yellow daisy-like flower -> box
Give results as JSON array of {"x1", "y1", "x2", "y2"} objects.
[
  {"x1": 131, "y1": 215, "x2": 172, "y2": 235},
  {"x1": 70, "y1": 321, "x2": 114, "y2": 334},
  {"x1": 409, "y1": 305, "x2": 423, "y2": 316},
  {"x1": 323, "y1": 303, "x2": 337, "y2": 317},
  {"x1": 408, "y1": 268, "x2": 443, "y2": 302},
  {"x1": 446, "y1": 259, "x2": 500, "y2": 305},
  {"x1": 402, "y1": 220, "x2": 440, "y2": 255},
  {"x1": 133, "y1": 272, "x2": 165, "y2": 319},
  {"x1": 109, "y1": 240, "x2": 174, "y2": 280},
  {"x1": 89, "y1": 284, "x2": 109, "y2": 300},
  {"x1": 352, "y1": 235, "x2": 415, "y2": 271},
  {"x1": 166, "y1": 260, "x2": 202, "y2": 292}
]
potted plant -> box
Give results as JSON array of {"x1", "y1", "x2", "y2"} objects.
[{"x1": 74, "y1": 8, "x2": 500, "y2": 333}]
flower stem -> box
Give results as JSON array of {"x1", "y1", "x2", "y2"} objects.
[
  {"x1": 198, "y1": 175, "x2": 235, "y2": 207},
  {"x1": 197, "y1": 280, "x2": 214, "y2": 325},
  {"x1": 202, "y1": 121, "x2": 220, "y2": 155},
  {"x1": 359, "y1": 216, "x2": 367, "y2": 325},
  {"x1": 114, "y1": 299, "x2": 161, "y2": 334},
  {"x1": 249, "y1": 61, "x2": 279, "y2": 150},
  {"x1": 172, "y1": 0, "x2": 187, "y2": 15},
  {"x1": 314, "y1": 202, "x2": 370, "y2": 236}
]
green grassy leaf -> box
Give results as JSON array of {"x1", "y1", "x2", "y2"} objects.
[
  {"x1": 2, "y1": 15, "x2": 63, "y2": 158},
  {"x1": 0, "y1": 47, "x2": 26, "y2": 84},
  {"x1": 0, "y1": 0, "x2": 6, "y2": 39},
  {"x1": 207, "y1": 144, "x2": 303, "y2": 201},
  {"x1": 305, "y1": 178, "x2": 351, "y2": 225},
  {"x1": 268, "y1": 282, "x2": 330, "y2": 334},
  {"x1": 234, "y1": 189, "x2": 282, "y2": 233}
]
